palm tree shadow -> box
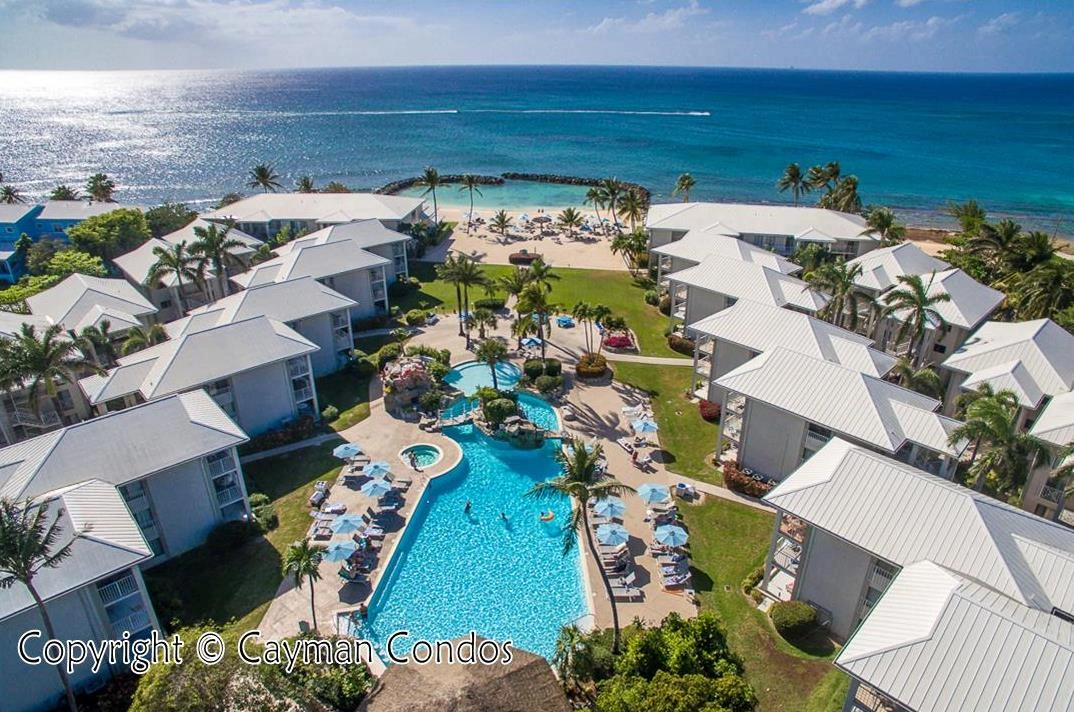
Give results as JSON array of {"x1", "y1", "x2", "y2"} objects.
[{"x1": 688, "y1": 565, "x2": 715, "y2": 593}]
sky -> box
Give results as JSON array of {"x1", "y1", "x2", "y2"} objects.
[{"x1": 0, "y1": 0, "x2": 1071, "y2": 73}]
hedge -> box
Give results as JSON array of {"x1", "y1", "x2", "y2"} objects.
[
  {"x1": 523, "y1": 358, "x2": 546, "y2": 379},
  {"x1": 658, "y1": 295, "x2": 672, "y2": 315},
  {"x1": 534, "y1": 374, "x2": 563, "y2": 395},
  {"x1": 473, "y1": 297, "x2": 506, "y2": 310},
  {"x1": 239, "y1": 415, "x2": 319, "y2": 455},
  {"x1": 722, "y1": 461, "x2": 775, "y2": 498},
  {"x1": 576, "y1": 353, "x2": 609, "y2": 378},
  {"x1": 404, "y1": 308, "x2": 426, "y2": 326},
  {"x1": 543, "y1": 358, "x2": 562, "y2": 376},
  {"x1": 741, "y1": 566, "x2": 763, "y2": 594},
  {"x1": 769, "y1": 600, "x2": 818, "y2": 641},
  {"x1": 699, "y1": 399, "x2": 721, "y2": 422},
  {"x1": 667, "y1": 333, "x2": 695, "y2": 355}
]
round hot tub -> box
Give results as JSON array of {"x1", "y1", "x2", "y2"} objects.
[{"x1": 400, "y1": 443, "x2": 444, "y2": 469}]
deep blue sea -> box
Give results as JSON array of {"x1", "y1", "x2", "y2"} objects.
[{"x1": 1, "y1": 66, "x2": 1072, "y2": 229}]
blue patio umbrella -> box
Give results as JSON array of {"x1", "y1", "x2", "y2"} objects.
[
  {"x1": 363, "y1": 461, "x2": 392, "y2": 478},
  {"x1": 654, "y1": 524, "x2": 689, "y2": 547},
  {"x1": 632, "y1": 418, "x2": 659, "y2": 434},
  {"x1": 637, "y1": 483, "x2": 671, "y2": 504},
  {"x1": 596, "y1": 523, "x2": 630, "y2": 546},
  {"x1": 322, "y1": 541, "x2": 359, "y2": 562},
  {"x1": 360, "y1": 478, "x2": 393, "y2": 498},
  {"x1": 330, "y1": 514, "x2": 366, "y2": 534},
  {"x1": 521, "y1": 336, "x2": 543, "y2": 348},
  {"x1": 592, "y1": 497, "x2": 626, "y2": 519},
  {"x1": 333, "y1": 442, "x2": 363, "y2": 460}
]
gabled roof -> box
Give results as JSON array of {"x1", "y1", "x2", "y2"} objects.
[
  {"x1": 202, "y1": 193, "x2": 424, "y2": 224},
  {"x1": 25, "y1": 273, "x2": 156, "y2": 332},
  {"x1": 847, "y1": 242, "x2": 950, "y2": 293},
  {"x1": 0, "y1": 479, "x2": 153, "y2": 622},
  {"x1": 113, "y1": 219, "x2": 262, "y2": 287},
  {"x1": 765, "y1": 438, "x2": 1074, "y2": 612},
  {"x1": 0, "y1": 391, "x2": 247, "y2": 501},
  {"x1": 645, "y1": 202, "x2": 877, "y2": 243},
  {"x1": 0, "y1": 204, "x2": 39, "y2": 224},
  {"x1": 231, "y1": 220, "x2": 395, "y2": 288},
  {"x1": 37, "y1": 201, "x2": 147, "y2": 221},
  {"x1": 0, "y1": 311, "x2": 51, "y2": 339},
  {"x1": 716, "y1": 348, "x2": 963, "y2": 456},
  {"x1": 174, "y1": 277, "x2": 356, "y2": 337},
  {"x1": 80, "y1": 316, "x2": 317, "y2": 404},
  {"x1": 879, "y1": 268, "x2": 1003, "y2": 330},
  {"x1": 668, "y1": 254, "x2": 828, "y2": 313},
  {"x1": 836, "y1": 561, "x2": 1074, "y2": 712},
  {"x1": 1030, "y1": 390, "x2": 1074, "y2": 447},
  {"x1": 686, "y1": 300, "x2": 896, "y2": 378},
  {"x1": 944, "y1": 319, "x2": 1074, "y2": 408},
  {"x1": 651, "y1": 228, "x2": 801, "y2": 275}
]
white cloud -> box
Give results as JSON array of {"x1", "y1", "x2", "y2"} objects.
[
  {"x1": 586, "y1": 0, "x2": 708, "y2": 34},
  {"x1": 863, "y1": 15, "x2": 959, "y2": 41},
  {"x1": 895, "y1": 0, "x2": 927, "y2": 7},
  {"x1": 803, "y1": 0, "x2": 869, "y2": 17},
  {"x1": 978, "y1": 12, "x2": 1020, "y2": 35}
]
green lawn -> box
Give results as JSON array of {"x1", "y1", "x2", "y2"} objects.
[
  {"x1": 144, "y1": 443, "x2": 344, "y2": 635},
  {"x1": 680, "y1": 497, "x2": 840, "y2": 712},
  {"x1": 316, "y1": 370, "x2": 372, "y2": 431},
  {"x1": 612, "y1": 361, "x2": 722, "y2": 484},
  {"x1": 403, "y1": 261, "x2": 686, "y2": 359}
]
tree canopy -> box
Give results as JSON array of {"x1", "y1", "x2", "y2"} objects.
[
  {"x1": 66, "y1": 208, "x2": 151, "y2": 260},
  {"x1": 145, "y1": 203, "x2": 198, "y2": 238}
]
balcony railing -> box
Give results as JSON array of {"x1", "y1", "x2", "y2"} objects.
[
  {"x1": 803, "y1": 431, "x2": 831, "y2": 453},
  {"x1": 215, "y1": 485, "x2": 243, "y2": 507},
  {"x1": 110, "y1": 609, "x2": 152, "y2": 636},
  {"x1": 206, "y1": 454, "x2": 236, "y2": 478},
  {"x1": 98, "y1": 574, "x2": 139, "y2": 607},
  {"x1": 287, "y1": 360, "x2": 309, "y2": 379},
  {"x1": 293, "y1": 386, "x2": 314, "y2": 403},
  {"x1": 1040, "y1": 484, "x2": 1064, "y2": 504},
  {"x1": 8, "y1": 407, "x2": 62, "y2": 429}
]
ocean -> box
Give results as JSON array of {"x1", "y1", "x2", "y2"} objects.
[{"x1": 1, "y1": 66, "x2": 1072, "y2": 229}]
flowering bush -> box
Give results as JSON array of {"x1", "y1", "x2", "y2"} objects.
[
  {"x1": 604, "y1": 333, "x2": 634, "y2": 349},
  {"x1": 722, "y1": 461, "x2": 775, "y2": 498},
  {"x1": 699, "y1": 399, "x2": 721, "y2": 422}
]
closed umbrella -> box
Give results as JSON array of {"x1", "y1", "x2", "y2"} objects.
[
  {"x1": 592, "y1": 497, "x2": 626, "y2": 518},
  {"x1": 360, "y1": 478, "x2": 393, "y2": 498},
  {"x1": 637, "y1": 483, "x2": 670, "y2": 504},
  {"x1": 333, "y1": 443, "x2": 363, "y2": 460},
  {"x1": 364, "y1": 461, "x2": 392, "y2": 478},
  {"x1": 595, "y1": 523, "x2": 630, "y2": 546},
  {"x1": 632, "y1": 418, "x2": 659, "y2": 434},
  {"x1": 521, "y1": 336, "x2": 543, "y2": 348},
  {"x1": 322, "y1": 541, "x2": 358, "y2": 562},
  {"x1": 654, "y1": 525, "x2": 689, "y2": 547},
  {"x1": 330, "y1": 514, "x2": 366, "y2": 534}
]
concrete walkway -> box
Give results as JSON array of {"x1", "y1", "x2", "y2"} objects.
[
  {"x1": 240, "y1": 432, "x2": 342, "y2": 464},
  {"x1": 603, "y1": 353, "x2": 693, "y2": 366}
]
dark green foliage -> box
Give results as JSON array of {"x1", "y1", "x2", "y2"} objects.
[
  {"x1": 418, "y1": 388, "x2": 445, "y2": 412},
  {"x1": 404, "y1": 308, "x2": 426, "y2": 326},
  {"x1": 473, "y1": 296, "x2": 506, "y2": 310},
  {"x1": 25, "y1": 238, "x2": 65, "y2": 276},
  {"x1": 667, "y1": 333, "x2": 695, "y2": 355},
  {"x1": 66, "y1": 208, "x2": 151, "y2": 260},
  {"x1": 427, "y1": 361, "x2": 450, "y2": 382},
  {"x1": 597, "y1": 670, "x2": 756, "y2": 712},
  {"x1": 376, "y1": 342, "x2": 403, "y2": 367},
  {"x1": 769, "y1": 600, "x2": 818, "y2": 641},
  {"x1": 404, "y1": 344, "x2": 451, "y2": 364},
  {"x1": 644, "y1": 289, "x2": 660, "y2": 306},
  {"x1": 388, "y1": 276, "x2": 420, "y2": 297},
  {"x1": 483, "y1": 397, "x2": 519, "y2": 425},
  {"x1": 658, "y1": 295, "x2": 672, "y2": 315},
  {"x1": 741, "y1": 566, "x2": 763, "y2": 594},
  {"x1": 543, "y1": 358, "x2": 562, "y2": 376},
  {"x1": 534, "y1": 374, "x2": 563, "y2": 394},
  {"x1": 523, "y1": 358, "x2": 546, "y2": 379},
  {"x1": 205, "y1": 520, "x2": 257, "y2": 554},
  {"x1": 145, "y1": 203, "x2": 198, "y2": 238}
]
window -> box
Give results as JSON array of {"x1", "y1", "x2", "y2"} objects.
[
  {"x1": 159, "y1": 299, "x2": 173, "y2": 309},
  {"x1": 55, "y1": 389, "x2": 74, "y2": 411},
  {"x1": 858, "y1": 560, "x2": 898, "y2": 624},
  {"x1": 4, "y1": 227, "x2": 12, "y2": 234},
  {"x1": 932, "y1": 343, "x2": 947, "y2": 354}
]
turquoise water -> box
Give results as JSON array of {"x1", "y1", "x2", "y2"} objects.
[
  {"x1": 441, "y1": 391, "x2": 559, "y2": 432},
  {"x1": 443, "y1": 360, "x2": 522, "y2": 396},
  {"x1": 401, "y1": 444, "x2": 442, "y2": 468},
  {"x1": 355, "y1": 397, "x2": 585, "y2": 661}
]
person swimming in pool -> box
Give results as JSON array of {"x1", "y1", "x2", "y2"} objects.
[
  {"x1": 500, "y1": 511, "x2": 508, "y2": 522},
  {"x1": 464, "y1": 500, "x2": 472, "y2": 514}
]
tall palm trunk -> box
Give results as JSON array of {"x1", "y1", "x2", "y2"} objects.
[
  {"x1": 491, "y1": 365, "x2": 499, "y2": 391},
  {"x1": 216, "y1": 258, "x2": 230, "y2": 298},
  {"x1": 30, "y1": 585, "x2": 78, "y2": 712},
  {"x1": 468, "y1": 190, "x2": 475, "y2": 234},
  {"x1": 431, "y1": 190, "x2": 439, "y2": 225},
  {"x1": 581, "y1": 507, "x2": 620, "y2": 654},
  {"x1": 455, "y1": 284, "x2": 464, "y2": 337},
  {"x1": 463, "y1": 288, "x2": 472, "y2": 349},
  {"x1": 308, "y1": 575, "x2": 318, "y2": 630}
]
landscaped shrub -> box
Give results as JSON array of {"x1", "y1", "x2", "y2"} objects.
[
  {"x1": 769, "y1": 601, "x2": 818, "y2": 642},
  {"x1": 543, "y1": 358, "x2": 562, "y2": 377},
  {"x1": 483, "y1": 397, "x2": 519, "y2": 426},
  {"x1": 576, "y1": 353, "x2": 609, "y2": 378},
  {"x1": 722, "y1": 461, "x2": 775, "y2": 498},
  {"x1": 321, "y1": 404, "x2": 340, "y2": 421},
  {"x1": 741, "y1": 566, "x2": 764, "y2": 594},
  {"x1": 749, "y1": 588, "x2": 765, "y2": 605},
  {"x1": 404, "y1": 308, "x2": 426, "y2": 326},
  {"x1": 205, "y1": 520, "x2": 256, "y2": 554},
  {"x1": 427, "y1": 361, "x2": 449, "y2": 382},
  {"x1": 699, "y1": 399, "x2": 721, "y2": 422},
  {"x1": 247, "y1": 493, "x2": 270, "y2": 509},
  {"x1": 633, "y1": 251, "x2": 650, "y2": 270},
  {"x1": 388, "y1": 276, "x2": 420, "y2": 297},
  {"x1": 667, "y1": 333, "x2": 696, "y2": 355},
  {"x1": 604, "y1": 333, "x2": 634, "y2": 350},
  {"x1": 658, "y1": 295, "x2": 672, "y2": 315},
  {"x1": 603, "y1": 315, "x2": 627, "y2": 331},
  {"x1": 474, "y1": 386, "x2": 517, "y2": 405},
  {"x1": 239, "y1": 415, "x2": 319, "y2": 455},
  {"x1": 534, "y1": 374, "x2": 563, "y2": 395},
  {"x1": 354, "y1": 314, "x2": 389, "y2": 331},
  {"x1": 644, "y1": 289, "x2": 660, "y2": 306},
  {"x1": 405, "y1": 345, "x2": 451, "y2": 364},
  {"x1": 252, "y1": 503, "x2": 278, "y2": 532},
  {"x1": 349, "y1": 357, "x2": 376, "y2": 378},
  {"x1": 523, "y1": 358, "x2": 546, "y2": 379},
  {"x1": 473, "y1": 297, "x2": 506, "y2": 310},
  {"x1": 418, "y1": 389, "x2": 445, "y2": 412},
  {"x1": 376, "y1": 342, "x2": 403, "y2": 367}
]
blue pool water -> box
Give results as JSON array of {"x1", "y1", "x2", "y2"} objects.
[
  {"x1": 443, "y1": 360, "x2": 522, "y2": 396},
  {"x1": 441, "y1": 391, "x2": 559, "y2": 432},
  {"x1": 354, "y1": 397, "x2": 585, "y2": 660}
]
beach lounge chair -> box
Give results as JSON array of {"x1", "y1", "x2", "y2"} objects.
[
  {"x1": 354, "y1": 526, "x2": 385, "y2": 540},
  {"x1": 311, "y1": 525, "x2": 332, "y2": 540},
  {"x1": 598, "y1": 542, "x2": 628, "y2": 558},
  {"x1": 338, "y1": 567, "x2": 367, "y2": 583},
  {"x1": 611, "y1": 572, "x2": 642, "y2": 600},
  {"x1": 616, "y1": 437, "x2": 635, "y2": 454},
  {"x1": 322, "y1": 502, "x2": 347, "y2": 515},
  {"x1": 661, "y1": 573, "x2": 692, "y2": 590}
]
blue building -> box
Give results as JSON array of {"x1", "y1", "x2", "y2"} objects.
[
  {"x1": 32, "y1": 200, "x2": 146, "y2": 241},
  {"x1": 0, "y1": 204, "x2": 43, "y2": 284}
]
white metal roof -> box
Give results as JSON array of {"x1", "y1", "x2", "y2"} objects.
[
  {"x1": 0, "y1": 311, "x2": 51, "y2": 339},
  {"x1": 202, "y1": 192, "x2": 424, "y2": 224},
  {"x1": 837, "y1": 560, "x2": 1074, "y2": 712},
  {"x1": 765, "y1": 438, "x2": 1074, "y2": 612},
  {"x1": 0, "y1": 391, "x2": 247, "y2": 501},
  {"x1": 651, "y1": 227, "x2": 801, "y2": 274},
  {"x1": 113, "y1": 219, "x2": 262, "y2": 287},
  {"x1": 175, "y1": 276, "x2": 357, "y2": 336},
  {"x1": 645, "y1": 201, "x2": 877, "y2": 244},
  {"x1": 25, "y1": 273, "x2": 156, "y2": 333},
  {"x1": 80, "y1": 316, "x2": 317, "y2": 404},
  {"x1": 1030, "y1": 390, "x2": 1074, "y2": 447},
  {"x1": 879, "y1": 268, "x2": 1004, "y2": 330},
  {"x1": 716, "y1": 348, "x2": 962, "y2": 456},
  {"x1": 944, "y1": 319, "x2": 1074, "y2": 407},
  {"x1": 668, "y1": 254, "x2": 829, "y2": 313},
  {"x1": 686, "y1": 300, "x2": 896, "y2": 378},
  {"x1": 36, "y1": 201, "x2": 147, "y2": 221},
  {"x1": 0, "y1": 204, "x2": 38, "y2": 223},
  {"x1": 847, "y1": 242, "x2": 950, "y2": 293}
]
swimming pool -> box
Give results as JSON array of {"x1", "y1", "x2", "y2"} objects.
[
  {"x1": 443, "y1": 360, "x2": 522, "y2": 396},
  {"x1": 399, "y1": 444, "x2": 443, "y2": 468},
  {"x1": 352, "y1": 397, "x2": 586, "y2": 661},
  {"x1": 441, "y1": 391, "x2": 560, "y2": 432}
]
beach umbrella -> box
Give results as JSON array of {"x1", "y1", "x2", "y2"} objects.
[
  {"x1": 322, "y1": 541, "x2": 359, "y2": 562},
  {"x1": 592, "y1": 497, "x2": 626, "y2": 519},
  {"x1": 519, "y1": 213, "x2": 531, "y2": 222},
  {"x1": 533, "y1": 215, "x2": 552, "y2": 224},
  {"x1": 632, "y1": 418, "x2": 659, "y2": 434},
  {"x1": 637, "y1": 483, "x2": 671, "y2": 504},
  {"x1": 521, "y1": 336, "x2": 543, "y2": 347},
  {"x1": 333, "y1": 442, "x2": 363, "y2": 460},
  {"x1": 596, "y1": 523, "x2": 630, "y2": 546},
  {"x1": 654, "y1": 525, "x2": 689, "y2": 547},
  {"x1": 363, "y1": 461, "x2": 392, "y2": 478},
  {"x1": 360, "y1": 478, "x2": 393, "y2": 498},
  {"x1": 330, "y1": 514, "x2": 366, "y2": 534}
]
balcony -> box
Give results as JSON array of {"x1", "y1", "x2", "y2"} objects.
[
  {"x1": 287, "y1": 360, "x2": 309, "y2": 379},
  {"x1": 98, "y1": 574, "x2": 139, "y2": 607},
  {"x1": 1040, "y1": 484, "x2": 1064, "y2": 504},
  {"x1": 215, "y1": 484, "x2": 243, "y2": 507},
  {"x1": 206, "y1": 455, "x2": 236, "y2": 479},
  {"x1": 110, "y1": 609, "x2": 152, "y2": 636},
  {"x1": 292, "y1": 386, "x2": 314, "y2": 404},
  {"x1": 725, "y1": 394, "x2": 746, "y2": 416},
  {"x1": 803, "y1": 430, "x2": 831, "y2": 453},
  {"x1": 8, "y1": 406, "x2": 62, "y2": 430}
]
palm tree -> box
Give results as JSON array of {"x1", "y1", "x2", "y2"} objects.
[
  {"x1": 601, "y1": 178, "x2": 625, "y2": 232},
  {"x1": 121, "y1": 323, "x2": 167, "y2": 355},
  {"x1": 475, "y1": 339, "x2": 508, "y2": 390},
  {"x1": 954, "y1": 384, "x2": 1002, "y2": 469},
  {"x1": 525, "y1": 258, "x2": 560, "y2": 296},
  {"x1": 584, "y1": 186, "x2": 608, "y2": 234},
  {"x1": 572, "y1": 302, "x2": 595, "y2": 355},
  {"x1": 947, "y1": 200, "x2": 987, "y2": 236},
  {"x1": 890, "y1": 357, "x2": 942, "y2": 398},
  {"x1": 880, "y1": 274, "x2": 951, "y2": 366},
  {"x1": 146, "y1": 240, "x2": 203, "y2": 315},
  {"x1": 616, "y1": 190, "x2": 645, "y2": 232},
  {"x1": 216, "y1": 192, "x2": 243, "y2": 209},
  {"x1": 820, "y1": 175, "x2": 862, "y2": 213},
  {"x1": 435, "y1": 254, "x2": 467, "y2": 337},
  {"x1": 968, "y1": 218, "x2": 1021, "y2": 277},
  {"x1": 0, "y1": 498, "x2": 80, "y2": 712},
  {"x1": 557, "y1": 207, "x2": 584, "y2": 239},
  {"x1": 949, "y1": 391, "x2": 1050, "y2": 495},
  {"x1": 49, "y1": 185, "x2": 81, "y2": 201},
  {"x1": 552, "y1": 624, "x2": 593, "y2": 695},
  {"x1": 807, "y1": 161, "x2": 840, "y2": 192},
  {"x1": 517, "y1": 284, "x2": 555, "y2": 358},
  {"x1": 247, "y1": 163, "x2": 282, "y2": 192},
  {"x1": 85, "y1": 173, "x2": 116, "y2": 202},
  {"x1": 791, "y1": 243, "x2": 834, "y2": 278},
  {"x1": 590, "y1": 305, "x2": 612, "y2": 355},
  {"x1": 459, "y1": 175, "x2": 483, "y2": 233},
  {"x1": 1005, "y1": 260, "x2": 1074, "y2": 320},
  {"x1": 9, "y1": 324, "x2": 103, "y2": 418},
  {"x1": 78, "y1": 320, "x2": 118, "y2": 368},
  {"x1": 282, "y1": 540, "x2": 323, "y2": 631},
  {"x1": 777, "y1": 163, "x2": 811, "y2": 206},
  {"x1": 863, "y1": 206, "x2": 906, "y2": 246},
  {"x1": 1048, "y1": 443, "x2": 1074, "y2": 522},
  {"x1": 454, "y1": 257, "x2": 490, "y2": 347},
  {"x1": 527, "y1": 440, "x2": 636, "y2": 654},
  {"x1": 498, "y1": 268, "x2": 530, "y2": 321},
  {"x1": 418, "y1": 166, "x2": 442, "y2": 224},
  {"x1": 510, "y1": 314, "x2": 538, "y2": 350},
  {"x1": 610, "y1": 229, "x2": 648, "y2": 276},
  {"x1": 1008, "y1": 231, "x2": 1059, "y2": 272},
  {"x1": 295, "y1": 175, "x2": 315, "y2": 193},
  {"x1": 471, "y1": 307, "x2": 498, "y2": 339},
  {"x1": 1, "y1": 185, "x2": 25, "y2": 204},
  {"x1": 807, "y1": 261, "x2": 866, "y2": 330},
  {"x1": 490, "y1": 209, "x2": 512, "y2": 237},
  {"x1": 673, "y1": 173, "x2": 696, "y2": 203},
  {"x1": 191, "y1": 221, "x2": 245, "y2": 298}
]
